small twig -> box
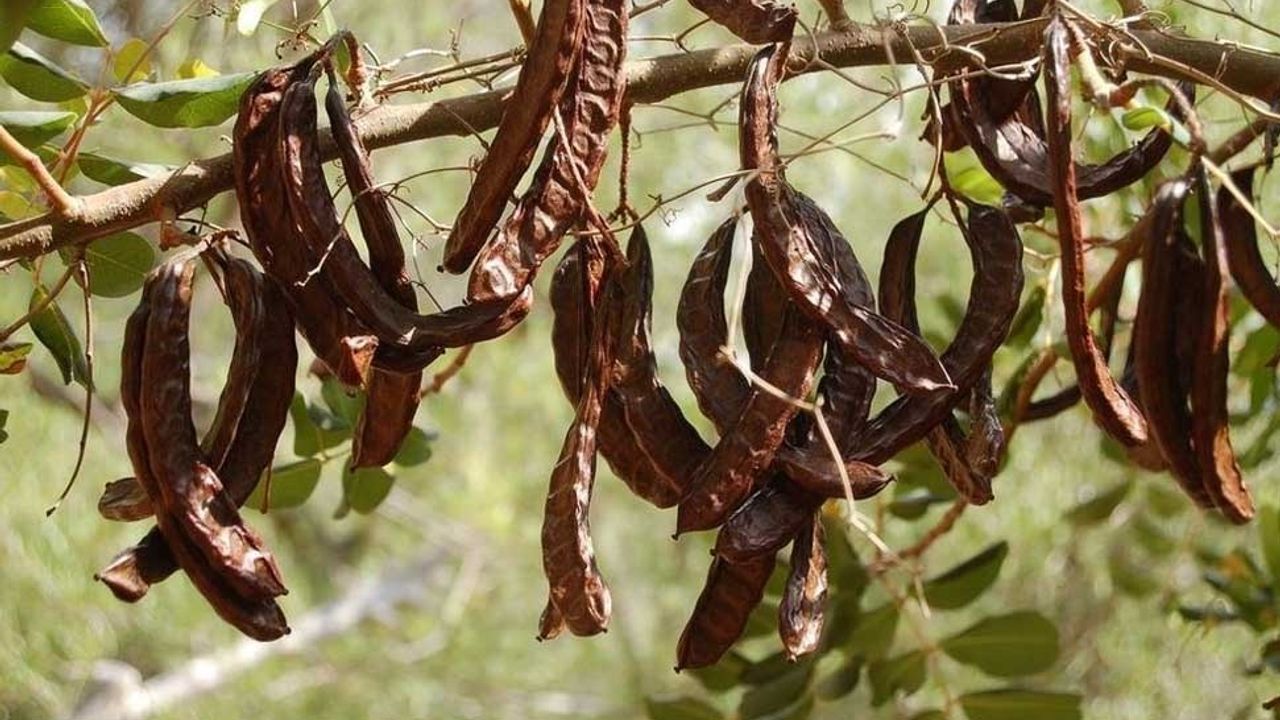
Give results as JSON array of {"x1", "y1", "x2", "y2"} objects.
[
  {"x1": 419, "y1": 344, "x2": 474, "y2": 398},
  {"x1": 47, "y1": 259, "x2": 93, "y2": 516},
  {"x1": 870, "y1": 499, "x2": 969, "y2": 574},
  {"x1": 507, "y1": 0, "x2": 538, "y2": 45},
  {"x1": 0, "y1": 128, "x2": 82, "y2": 219}
]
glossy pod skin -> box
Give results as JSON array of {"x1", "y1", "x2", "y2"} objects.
[
  {"x1": 442, "y1": 0, "x2": 587, "y2": 273},
  {"x1": 779, "y1": 513, "x2": 828, "y2": 661},
  {"x1": 946, "y1": 0, "x2": 1191, "y2": 208},
  {"x1": 685, "y1": 0, "x2": 797, "y2": 44},
  {"x1": 468, "y1": 0, "x2": 629, "y2": 306},
  {"x1": 739, "y1": 43, "x2": 954, "y2": 396},
  {"x1": 233, "y1": 59, "x2": 378, "y2": 388},
  {"x1": 99, "y1": 269, "x2": 298, "y2": 601},
  {"x1": 102, "y1": 263, "x2": 288, "y2": 641},
  {"x1": 1192, "y1": 169, "x2": 1255, "y2": 522},
  {"x1": 324, "y1": 76, "x2": 427, "y2": 468},
  {"x1": 1043, "y1": 16, "x2": 1151, "y2": 450},
  {"x1": 675, "y1": 553, "x2": 777, "y2": 670},
  {"x1": 1222, "y1": 168, "x2": 1280, "y2": 329}
]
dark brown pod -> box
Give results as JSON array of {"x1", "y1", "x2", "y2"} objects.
[
  {"x1": 1222, "y1": 169, "x2": 1280, "y2": 329},
  {"x1": 442, "y1": 0, "x2": 587, "y2": 272},
  {"x1": 685, "y1": 0, "x2": 798, "y2": 44},
  {"x1": 675, "y1": 553, "x2": 776, "y2": 670},
  {"x1": 779, "y1": 512, "x2": 827, "y2": 661}
]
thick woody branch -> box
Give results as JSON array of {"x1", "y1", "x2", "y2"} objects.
[{"x1": 1, "y1": 19, "x2": 1278, "y2": 262}]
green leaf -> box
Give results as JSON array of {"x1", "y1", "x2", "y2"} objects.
[
  {"x1": 1236, "y1": 325, "x2": 1280, "y2": 377},
  {"x1": 321, "y1": 376, "x2": 363, "y2": 424},
  {"x1": 847, "y1": 602, "x2": 898, "y2": 660},
  {"x1": 1064, "y1": 481, "x2": 1131, "y2": 526},
  {"x1": 0, "y1": 343, "x2": 33, "y2": 374},
  {"x1": 0, "y1": 110, "x2": 76, "y2": 147},
  {"x1": 290, "y1": 392, "x2": 350, "y2": 457},
  {"x1": 0, "y1": 408, "x2": 8, "y2": 444},
  {"x1": 1004, "y1": 285, "x2": 1047, "y2": 349},
  {"x1": 112, "y1": 37, "x2": 151, "y2": 84},
  {"x1": 958, "y1": 689, "x2": 1082, "y2": 720},
  {"x1": 644, "y1": 696, "x2": 723, "y2": 720},
  {"x1": 742, "y1": 599, "x2": 779, "y2": 639},
  {"x1": 78, "y1": 232, "x2": 154, "y2": 298},
  {"x1": 868, "y1": 650, "x2": 926, "y2": 706},
  {"x1": 922, "y1": 541, "x2": 1008, "y2": 610},
  {"x1": 945, "y1": 150, "x2": 1005, "y2": 205},
  {"x1": 29, "y1": 284, "x2": 87, "y2": 386},
  {"x1": 26, "y1": 0, "x2": 108, "y2": 46},
  {"x1": 741, "y1": 652, "x2": 797, "y2": 685},
  {"x1": 739, "y1": 663, "x2": 812, "y2": 720},
  {"x1": 245, "y1": 457, "x2": 322, "y2": 511},
  {"x1": 1108, "y1": 547, "x2": 1158, "y2": 598},
  {"x1": 689, "y1": 651, "x2": 748, "y2": 693},
  {"x1": 889, "y1": 487, "x2": 954, "y2": 520},
  {"x1": 1120, "y1": 106, "x2": 1170, "y2": 131},
  {"x1": 940, "y1": 612, "x2": 1059, "y2": 677},
  {"x1": 393, "y1": 426, "x2": 435, "y2": 467},
  {"x1": 1130, "y1": 516, "x2": 1175, "y2": 557},
  {"x1": 0, "y1": 0, "x2": 37, "y2": 53},
  {"x1": 113, "y1": 72, "x2": 256, "y2": 129},
  {"x1": 814, "y1": 657, "x2": 861, "y2": 700},
  {"x1": 0, "y1": 43, "x2": 87, "y2": 102},
  {"x1": 78, "y1": 153, "x2": 170, "y2": 186},
  {"x1": 822, "y1": 515, "x2": 868, "y2": 598},
  {"x1": 343, "y1": 465, "x2": 395, "y2": 514}
]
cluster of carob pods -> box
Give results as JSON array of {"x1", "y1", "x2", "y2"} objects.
[{"x1": 86, "y1": 0, "x2": 1278, "y2": 669}]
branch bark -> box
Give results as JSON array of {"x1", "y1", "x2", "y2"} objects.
[{"x1": 1, "y1": 19, "x2": 1277, "y2": 263}]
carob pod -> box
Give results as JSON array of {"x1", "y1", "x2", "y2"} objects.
[
  {"x1": 138, "y1": 258, "x2": 287, "y2": 602},
  {"x1": 540, "y1": 239, "x2": 616, "y2": 637},
  {"x1": 739, "y1": 42, "x2": 953, "y2": 395},
  {"x1": 675, "y1": 553, "x2": 777, "y2": 670},
  {"x1": 324, "y1": 73, "x2": 427, "y2": 467},
  {"x1": 468, "y1": 0, "x2": 629, "y2": 305},
  {"x1": 676, "y1": 214, "x2": 890, "y2": 500},
  {"x1": 1222, "y1": 168, "x2": 1280, "y2": 329},
  {"x1": 685, "y1": 0, "x2": 798, "y2": 45},
  {"x1": 278, "y1": 64, "x2": 532, "y2": 359},
  {"x1": 102, "y1": 265, "x2": 288, "y2": 640},
  {"x1": 946, "y1": 1, "x2": 1192, "y2": 208},
  {"x1": 233, "y1": 58, "x2": 378, "y2": 387},
  {"x1": 779, "y1": 512, "x2": 828, "y2": 661},
  {"x1": 99, "y1": 274, "x2": 298, "y2": 601},
  {"x1": 877, "y1": 204, "x2": 998, "y2": 503},
  {"x1": 1043, "y1": 15, "x2": 1151, "y2": 449},
  {"x1": 97, "y1": 251, "x2": 267, "y2": 522},
  {"x1": 849, "y1": 203, "x2": 1023, "y2": 465},
  {"x1": 1134, "y1": 180, "x2": 1214, "y2": 507},
  {"x1": 550, "y1": 243, "x2": 691, "y2": 508},
  {"x1": 442, "y1": 0, "x2": 587, "y2": 272},
  {"x1": 1192, "y1": 168, "x2": 1255, "y2": 522}
]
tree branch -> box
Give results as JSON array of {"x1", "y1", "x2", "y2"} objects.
[{"x1": 1, "y1": 19, "x2": 1277, "y2": 263}]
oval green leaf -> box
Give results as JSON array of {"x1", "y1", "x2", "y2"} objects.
[
  {"x1": 343, "y1": 465, "x2": 394, "y2": 514},
  {"x1": 393, "y1": 426, "x2": 435, "y2": 466},
  {"x1": 0, "y1": 0, "x2": 37, "y2": 53},
  {"x1": 958, "y1": 689, "x2": 1081, "y2": 720},
  {"x1": 29, "y1": 284, "x2": 88, "y2": 386},
  {"x1": 1120, "y1": 106, "x2": 1170, "y2": 132},
  {"x1": 246, "y1": 457, "x2": 322, "y2": 511},
  {"x1": 644, "y1": 696, "x2": 723, "y2": 720},
  {"x1": 940, "y1": 612, "x2": 1059, "y2": 677},
  {"x1": 922, "y1": 541, "x2": 1008, "y2": 610},
  {"x1": 689, "y1": 651, "x2": 748, "y2": 693},
  {"x1": 847, "y1": 602, "x2": 899, "y2": 660},
  {"x1": 81, "y1": 232, "x2": 154, "y2": 298},
  {"x1": 739, "y1": 663, "x2": 812, "y2": 720},
  {"x1": 0, "y1": 43, "x2": 87, "y2": 102},
  {"x1": 868, "y1": 650, "x2": 926, "y2": 707},
  {"x1": 113, "y1": 72, "x2": 256, "y2": 128},
  {"x1": 814, "y1": 657, "x2": 861, "y2": 701},
  {"x1": 27, "y1": 0, "x2": 108, "y2": 47},
  {"x1": 78, "y1": 153, "x2": 170, "y2": 186},
  {"x1": 1065, "y1": 481, "x2": 1131, "y2": 526},
  {"x1": 0, "y1": 110, "x2": 76, "y2": 147}
]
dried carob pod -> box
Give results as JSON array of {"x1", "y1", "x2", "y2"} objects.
[
  {"x1": 1222, "y1": 168, "x2": 1280, "y2": 329},
  {"x1": 324, "y1": 73, "x2": 426, "y2": 467},
  {"x1": 1044, "y1": 15, "x2": 1151, "y2": 450},
  {"x1": 278, "y1": 63, "x2": 531, "y2": 359},
  {"x1": 233, "y1": 58, "x2": 377, "y2": 388},
  {"x1": 468, "y1": 0, "x2": 629, "y2": 305},
  {"x1": 100, "y1": 259, "x2": 289, "y2": 641},
  {"x1": 550, "y1": 239, "x2": 693, "y2": 508},
  {"x1": 1135, "y1": 179, "x2": 1215, "y2": 507},
  {"x1": 740, "y1": 42, "x2": 953, "y2": 395},
  {"x1": 676, "y1": 553, "x2": 776, "y2": 670},
  {"x1": 1192, "y1": 168, "x2": 1255, "y2": 522},
  {"x1": 98, "y1": 269, "x2": 298, "y2": 602},
  {"x1": 685, "y1": 0, "x2": 797, "y2": 44},
  {"x1": 540, "y1": 239, "x2": 617, "y2": 637},
  {"x1": 947, "y1": 2, "x2": 1192, "y2": 207},
  {"x1": 442, "y1": 0, "x2": 587, "y2": 272},
  {"x1": 779, "y1": 512, "x2": 828, "y2": 661}
]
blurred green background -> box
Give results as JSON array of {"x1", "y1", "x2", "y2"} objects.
[{"x1": 2, "y1": 0, "x2": 1280, "y2": 718}]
